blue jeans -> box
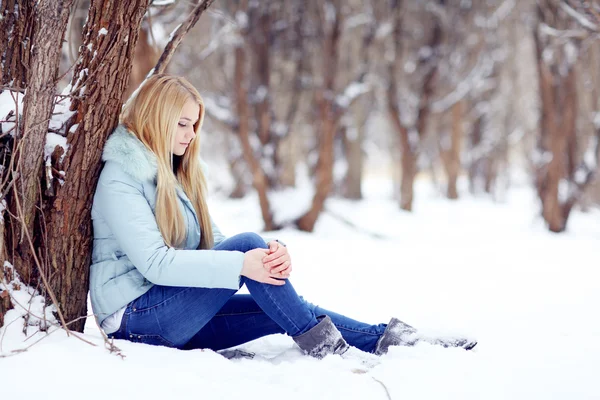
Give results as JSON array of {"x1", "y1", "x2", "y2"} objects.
[{"x1": 108, "y1": 233, "x2": 387, "y2": 353}]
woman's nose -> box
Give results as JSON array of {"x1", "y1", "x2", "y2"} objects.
[{"x1": 186, "y1": 129, "x2": 196, "y2": 141}]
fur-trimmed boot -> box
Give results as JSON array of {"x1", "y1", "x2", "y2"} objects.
[
  {"x1": 292, "y1": 316, "x2": 349, "y2": 359},
  {"x1": 293, "y1": 316, "x2": 381, "y2": 367},
  {"x1": 374, "y1": 318, "x2": 477, "y2": 355}
]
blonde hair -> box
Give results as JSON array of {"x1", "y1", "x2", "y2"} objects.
[{"x1": 120, "y1": 74, "x2": 213, "y2": 249}]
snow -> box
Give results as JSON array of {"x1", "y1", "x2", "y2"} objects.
[
  {"x1": 0, "y1": 199, "x2": 6, "y2": 224},
  {"x1": 168, "y1": 23, "x2": 182, "y2": 42},
  {"x1": 375, "y1": 22, "x2": 393, "y2": 39},
  {"x1": 0, "y1": 90, "x2": 24, "y2": 135},
  {"x1": 560, "y1": 2, "x2": 598, "y2": 31},
  {"x1": 1, "y1": 177, "x2": 599, "y2": 399},
  {"x1": 48, "y1": 96, "x2": 74, "y2": 132},
  {"x1": 98, "y1": 28, "x2": 108, "y2": 36},
  {"x1": 336, "y1": 82, "x2": 369, "y2": 109},
  {"x1": 203, "y1": 95, "x2": 235, "y2": 125},
  {"x1": 151, "y1": 0, "x2": 176, "y2": 5},
  {"x1": 235, "y1": 11, "x2": 248, "y2": 30},
  {"x1": 45, "y1": 132, "x2": 69, "y2": 161},
  {"x1": 583, "y1": 135, "x2": 598, "y2": 168}
]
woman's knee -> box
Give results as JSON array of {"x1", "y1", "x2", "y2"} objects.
[{"x1": 231, "y1": 232, "x2": 268, "y2": 252}]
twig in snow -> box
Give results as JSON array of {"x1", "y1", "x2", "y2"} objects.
[
  {"x1": 10, "y1": 170, "x2": 70, "y2": 336},
  {"x1": 323, "y1": 207, "x2": 389, "y2": 240},
  {"x1": 0, "y1": 281, "x2": 99, "y2": 355},
  {"x1": 372, "y1": 377, "x2": 392, "y2": 400},
  {"x1": 94, "y1": 315, "x2": 126, "y2": 359}
]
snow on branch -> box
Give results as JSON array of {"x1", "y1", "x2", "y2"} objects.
[
  {"x1": 335, "y1": 82, "x2": 370, "y2": 109},
  {"x1": 560, "y1": 2, "x2": 598, "y2": 31},
  {"x1": 539, "y1": 22, "x2": 587, "y2": 39},
  {"x1": 431, "y1": 53, "x2": 494, "y2": 113},
  {"x1": 475, "y1": 0, "x2": 516, "y2": 29},
  {"x1": 152, "y1": 0, "x2": 176, "y2": 5},
  {"x1": 0, "y1": 90, "x2": 24, "y2": 137},
  {"x1": 203, "y1": 95, "x2": 237, "y2": 128}
]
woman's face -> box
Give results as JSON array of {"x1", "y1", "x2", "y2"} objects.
[{"x1": 173, "y1": 100, "x2": 200, "y2": 156}]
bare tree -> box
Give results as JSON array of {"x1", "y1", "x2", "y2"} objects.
[
  {"x1": 387, "y1": 0, "x2": 442, "y2": 211},
  {"x1": 295, "y1": 0, "x2": 342, "y2": 230},
  {"x1": 0, "y1": 1, "x2": 151, "y2": 332},
  {"x1": 533, "y1": 0, "x2": 598, "y2": 232},
  {"x1": 338, "y1": 1, "x2": 378, "y2": 200},
  {"x1": 189, "y1": 1, "x2": 308, "y2": 229},
  {"x1": 0, "y1": 1, "x2": 32, "y2": 89}
]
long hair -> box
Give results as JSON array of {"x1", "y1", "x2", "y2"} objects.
[{"x1": 120, "y1": 74, "x2": 213, "y2": 249}]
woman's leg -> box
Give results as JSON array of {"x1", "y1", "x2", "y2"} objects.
[
  {"x1": 212, "y1": 233, "x2": 319, "y2": 337},
  {"x1": 110, "y1": 232, "x2": 386, "y2": 353},
  {"x1": 182, "y1": 294, "x2": 284, "y2": 350},
  {"x1": 109, "y1": 284, "x2": 237, "y2": 348},
  {"x1": 183, "y1": 292, "x2": 386, "y2": 353},
  {"x1": 108, "y1": 232, "x2": 313, "y2": 349}
]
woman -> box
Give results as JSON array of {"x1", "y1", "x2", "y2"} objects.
[{"x1": 90, "y1": 74, "x2": 476, "y2": 360}]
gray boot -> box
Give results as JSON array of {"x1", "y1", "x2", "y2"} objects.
[
  {"x1": 292, "y1": 316, "x2": 349, "y2": 359},
  {"x1": 375, "y1": 318, "x2": 477, "y2": 355}
]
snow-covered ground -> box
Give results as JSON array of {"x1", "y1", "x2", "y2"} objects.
[{"x1": 1, "y1": 177, "x2": 599, "y2": 400}]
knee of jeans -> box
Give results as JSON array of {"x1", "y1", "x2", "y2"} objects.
[
  {"x1": 299, "y1": 296, "x2": 317, "y2": 312},
  {"x1": 237, "y1": 232, "x2": 268, "y2": 252}
]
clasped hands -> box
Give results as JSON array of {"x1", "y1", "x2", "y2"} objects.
[{"x1": 240, "y1": 241, "x2": 292, "y2": 286}]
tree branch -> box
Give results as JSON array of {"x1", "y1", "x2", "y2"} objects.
[{"x1": 153, "y1": 0, "x2": 217, "y2": 75}]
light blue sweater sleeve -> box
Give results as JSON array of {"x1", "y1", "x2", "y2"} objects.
[{"x1": 94, "y1": 174, "x2": 244, "y2": 290}]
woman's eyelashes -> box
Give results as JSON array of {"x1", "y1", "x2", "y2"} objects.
[{"x1": 178, "y1": 122, "x2": 187, "y2": 127}]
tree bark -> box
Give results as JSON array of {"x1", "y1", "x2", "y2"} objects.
[
  {"x1": 43, "y1": 0, "x2": 150, "y2": 332},
  {"x1": 534, "y1": 1, "x2": 584, "y2": 233},
  {"x1": 234, "y1": 0, "x2": 275, "y2": 231},
  {"x1": 253, "y1": 9, "x2": 271, "y2": 147},
  {"x1": 342, "y1": 123, "x2": 364, "y2": 200},
  {"x1": 8, "y1": 0, "x2": 75, "y2": 285},
  {"x1": 124, "y1": 24, "x2": 161, "y2": 101},
  {"x1": 387, "y1": 0, "x2": 441, "y2": 211},
  {"x1": 0, "y1": 0, "x2": 32, "y2": 88},
  {"x1": 296, "y1": 0, "x2": 342, "y2": 232},
  {"x1": 0, "y1": 263, "x2": 16, "y2": 327},
  {"x1": 446, "y1": 100, "x2": 464, "y2": 199}
]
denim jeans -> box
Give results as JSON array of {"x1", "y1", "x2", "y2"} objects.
[{"x1": 108, "y1": 233, "x2": 387, "y2": 353}]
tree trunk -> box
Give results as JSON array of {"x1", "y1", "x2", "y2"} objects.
[
  {"x1": 7, "y1": 0, "x2": 75, "y2": 285},
  {"x1": 342, "y1": 125, "x2": 364, "y2": 200},
  {"x1": 387, "y1": 71, "x2": 415, "y2": 211},
  {"x1": 297, "y1": 100, "x2": 338, "y2": 231},
  {"x1": 0, "y1": 0, "x2": 32, "y2": 88},
  {"x1": 254, "y1": 9, "x2": 271, "y2": 147},
  {"x1": 124, "y1": 24, "x2": 161, "y2": 101},
  {"x1": 446, "y1": 100, "x2": 464, "y2": 199},
  {"x1": 277, "y1": 134, "x2": 297, "y2": 188},
  {"x1": 387, "y1": 0, "x2": 440, "y2": 211},
  {"x1": 468, "y1": 114, "x2": 483, "y2": 193},
  {"x1": 43, "y1": 0, "x2": 150, "y2": 332},
  {"x1": 228, "y1": 154, "x2": 249, "y2": 199},
  {"x1": 0, "y1": 263, "x2": 16, "y2": 327},
  {"x1": 296, "y1": 0, "x2": 342, "y2": 232},
  {"x1": 234, "y1": 0, "x2": 275, "y2": 231},
  {"x1": 534, "y1": 2, "x2": 582, "y2": 233}
]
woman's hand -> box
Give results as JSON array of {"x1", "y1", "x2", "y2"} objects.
[
  {"x1": 263, "y1": 241, "x2": 292, "y2": 279},
  {"x1": 241, "y1": 248, "x2": 286, "y2": 285}
]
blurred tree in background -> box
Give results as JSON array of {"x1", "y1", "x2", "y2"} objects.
[{"x1": 167, "y1": 0, "x2": 598, "y2": 231}]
